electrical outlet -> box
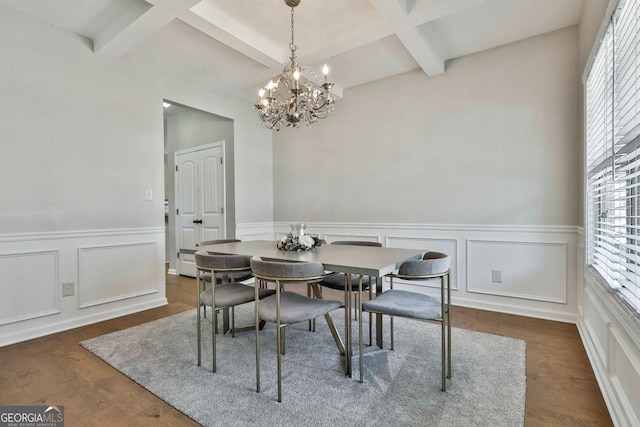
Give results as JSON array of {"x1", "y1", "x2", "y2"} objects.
[
  {"x1": 145, "y1": 189, "x2": 153, "y2": 201},
  {"x1": 491, "y1": 270, "x2": 502, "y2": 283},
  {"x1": 62, "y1": 281, "x2": 74, "y2": 297}
]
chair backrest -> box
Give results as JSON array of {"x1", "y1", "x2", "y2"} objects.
[
  {"x1": 196, "y1": 239, "x2": 241, "y2": 247},
  {"x1": 194, "y1": 250, "x2": 251, "y2": 272},
  {"x1": 398, "y1": 251, "x2": 450, "y2": 277},
  {"x1": 250, "y1": 257, "x2": 325, "y2": 284},
  {"x1": 331, "y1": 240, "x2": 382, "y2": 247}
]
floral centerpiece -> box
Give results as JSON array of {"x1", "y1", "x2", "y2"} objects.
[{"x1": 277, "y1": 224, "x2": 322, "y2": 251}]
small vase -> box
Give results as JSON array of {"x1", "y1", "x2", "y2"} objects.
[{"x1": 290, "y1": 223, "x2": 306, "y2": 237}]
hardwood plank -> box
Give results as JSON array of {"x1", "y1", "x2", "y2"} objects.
[{"x1": 0, "y1": 273, "x2": 613, "y2": 426}]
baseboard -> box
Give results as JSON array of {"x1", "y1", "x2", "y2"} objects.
[
  {"x1": 0, "y1": 297, "x2": 168, "y2": 347},
  {"x1": 167, "y1": 268, "x2": 177, "y2": 276},
  {"x1": 452, "y1": 296, "x2": 577, "y2": 324}
]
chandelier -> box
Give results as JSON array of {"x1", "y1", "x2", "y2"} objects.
[{"x1": 255, "y1": 0, "x2": 335, "y2": 131}]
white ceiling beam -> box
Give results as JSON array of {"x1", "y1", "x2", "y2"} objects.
[
  {"x1": 181, "y1": 1, "x2": 283, "y2": 70},
  {"x1": 396, "y1": 26, "x2": 444, "y2": 75},
  {"x1": 368, "y1": 0, "x2": 444, "y2": 76},
  {"x1": 93, "y1": 5, "x2": 175, "y2": 58},
  {"x1": 407, "y1": 0, "x2": 489, "y2": 26}
]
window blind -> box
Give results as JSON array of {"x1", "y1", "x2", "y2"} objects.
[{"x1": 586, "y1": 0, "x2": 640, "y2": 314}]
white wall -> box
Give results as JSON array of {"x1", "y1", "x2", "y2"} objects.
[
  {"x1": 0, "y1": 5, "x2": 273, "y2": 346},
  {"x1": 274, "y1": 27, "x2": 580, "y2": 226}
]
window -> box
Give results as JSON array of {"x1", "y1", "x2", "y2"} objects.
[{"x1": 586, "y1": 0, "x2": 640, "y2": 314}]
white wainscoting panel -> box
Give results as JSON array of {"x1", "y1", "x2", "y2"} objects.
[
  {"x1": 78, "y1": 242, "x2": 159, "y2": 309},
  {"x1": 610, "y1": 327, "x2": 640, "y2": 426},
  {"x1": 0, "y1": 250, "x2": 59, "y2": 325},
  {"x1": 467, "y1": 239, "x2": 567, "y2": 303},
  {"x1": 0, "y1": 228, "x2": 166, "y2": 347},
  {"x1": 579, "y1": 269, "x2": 640, "y2": 427},
  {"x1": 386, "y1": 235, "x2": 458, "y2": 291},
  {"x1": 583, "y1": 287, "x2": 610, "y2": 365}
]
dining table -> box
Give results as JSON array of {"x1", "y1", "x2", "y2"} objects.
[{"x1": 199, "y1": 239, "x2": 425, "y2": 376}]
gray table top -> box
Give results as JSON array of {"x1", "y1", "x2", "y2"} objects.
[{"x1": 199, "y1": 240, "x2": 424, "y2": 277}]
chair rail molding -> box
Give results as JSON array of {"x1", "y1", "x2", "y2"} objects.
[{"x1": 0, "y1": 227, "x2": 167, "y2": 347}]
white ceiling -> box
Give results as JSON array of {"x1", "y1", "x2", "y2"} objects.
[{"x1": 1, "y1": 0, "x2": 585, "y2": 100}]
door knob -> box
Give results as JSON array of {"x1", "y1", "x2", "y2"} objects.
[{"x1": 193, "y1": 219, "x2": 203, "y2": 224}]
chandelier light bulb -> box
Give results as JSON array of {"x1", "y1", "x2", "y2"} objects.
[{"x1": 259, "y1": 88, "x2": 266, "y2": 97}]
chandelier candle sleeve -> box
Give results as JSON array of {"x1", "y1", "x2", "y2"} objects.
[{"x1": 254, "y1": 0, "x2": 335, "y2": 131}]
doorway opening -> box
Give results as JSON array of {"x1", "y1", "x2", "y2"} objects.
[{"x1": 163, "y1": 101, "x2": 235, "y2": 276}]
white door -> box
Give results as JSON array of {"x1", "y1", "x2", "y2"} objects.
[{"x1": 175, "y1": 143, "x2": 225, "y2": 277}]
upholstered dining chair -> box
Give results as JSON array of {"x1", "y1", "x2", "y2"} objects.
[
  {"x1": 195, "y1": 239, "x2": 251, "y2": 319},
  {"x1": 319, "y1": 241, "x2": 382, "y2": 344},
  {"x1": 195, "y1": 250, "x2": 274, "y2": 373},
  {"x1": 359, "y1": 251, "x2": 451, "y2": 390},
  {"x1": 250, "y1": 257, "x2": 342, "y2": 402}
]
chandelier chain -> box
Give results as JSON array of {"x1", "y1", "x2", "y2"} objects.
[{"x1": 289, "y1": 6, "x2": 296, "y2": 56}]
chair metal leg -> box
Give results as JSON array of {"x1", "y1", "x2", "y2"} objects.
[
  {"x1": 389, "y1": 276, "x2": 394, "y2": 350},
  {"x1": 203, "y1": 276, "x2": 208, "y2": 319},
  {"x1": 441, "y1": 273, "x2": 445, "y2": 391},
  {"x1": 212, "y1": 307, "x2": 217, "y2": 373},
  {"x1": 346, "y1": 274, "x2": 353, "y2": 377},
  {"x1": 358, "y1": 276, "x2": 364, "y2": 384},
  {"x1": 368, "y1": 280, "x2": 373, "y2": 346},
  {"x1": 343, "y1": 274, "x2": 350, "y2": 376},
  {"x1": 255, "y1": 279, "x2": 261, "y2": 393},
  {"x1": 281, "y1": 327, "x2": 286, "y2": 355},
  {"x1": 232, "y1": 306, "x2": 236, "y2": 338},
  {"x1": 307, "y1": 284, "x2": 312, "y2": 331},
  {"x1": 354, "y1": 291, "x2": 358, "y2": 321},
  {"x1": 276, "y1": 280, "x2": 282, "y2": 402},
  {"x1": 197, "y1": 271, "x2": 202, "y2": 367},
  {"x1": 447, "y1": 274, "x2": 452, "y2": 379},
  {"x1": 390, "y1": 316, "x2": 394, "y2": 350}
]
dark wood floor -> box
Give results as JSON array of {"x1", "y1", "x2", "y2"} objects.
[{"x1": 0, "y1": 273, "x2": 613, "y2": 426}]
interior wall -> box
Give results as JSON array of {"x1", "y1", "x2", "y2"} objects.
[
  {"x1": 0, "y1": 5, "x2": 273, "y2": 346},
  {"x1": 270, "y1": 27, "x2": 582, "y2": 324},
  {"x1": 273, "y1": 26, "x2": 580, "y2": 227},
  {"x1": 164, "y1": 109, "x2": 235, "y2": 270}
]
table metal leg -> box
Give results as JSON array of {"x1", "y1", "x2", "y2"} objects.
[
  {"x1": 346, "y1": 273, "x2": 352, "y2": 377},
  {"x1": 309, "y1": 283, "x2": 345, "y2": 355}
]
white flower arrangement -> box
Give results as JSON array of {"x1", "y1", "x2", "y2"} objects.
[{"x1": 277, "y1": 233, "x2": 322, "y2": 251}]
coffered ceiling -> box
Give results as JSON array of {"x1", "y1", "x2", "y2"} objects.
[{"x1": 1, "y1": 0, "x2": 585, "y2": 99}]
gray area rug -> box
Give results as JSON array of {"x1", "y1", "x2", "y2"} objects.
[{"x1": 81, "y1": 305, "x2": 526, "y2": 427}]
